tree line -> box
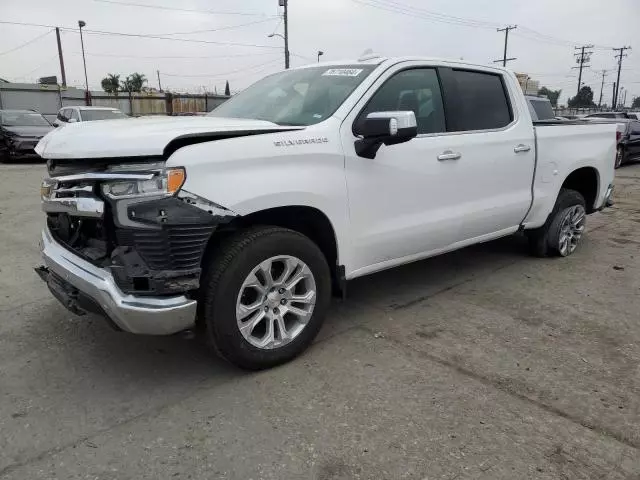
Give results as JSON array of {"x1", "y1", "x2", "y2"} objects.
[
  {"x1": 101, "y1": 73, "x2": 232, "y2": 96},
  {"x1": 101, "y1": 73, "x2": 148, "y2": 94}
]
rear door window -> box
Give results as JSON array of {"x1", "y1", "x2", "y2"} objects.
[{"x1": 444, "y1": 70, "x2": 513, "y2": 131}]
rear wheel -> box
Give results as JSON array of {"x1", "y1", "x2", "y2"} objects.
[
  {"x1": 527, "y1": 189, "x2": 586, "y2": 257},
  {"x1": 199, "y1": 226, "x2": 331, "y2": 370}
]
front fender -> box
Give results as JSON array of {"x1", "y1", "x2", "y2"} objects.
[{"x1": 167, "y1": 123, "x2": 353, "y2": 270}]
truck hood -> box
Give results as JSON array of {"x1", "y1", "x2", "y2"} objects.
[{"x1": 35, "y1": 116, "x2": 303, "y2": 159}]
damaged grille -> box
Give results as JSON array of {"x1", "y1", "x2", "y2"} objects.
[
  {"x1": 47, "y1": 215, "x2": 111, "y2": 264},
  {"x1": 117, "y1": 225, "x2": 214, "y2": 271}
]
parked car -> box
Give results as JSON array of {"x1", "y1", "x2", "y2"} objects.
[
  {"x1": 616, "y1": 120, "x2": 640, "y2": 167},
  {"x1": 36, "y1": 56, "x2": 615, "y2": 369},
  {"x1": 53, "y1": 106, "x2": 127, "y2": 127},
  {"x1": 583, "y1": 117, "x2": 636, "y2": 167},
  {"x1": 0, "y1": 109, "x2": 53, "y2": 162}
]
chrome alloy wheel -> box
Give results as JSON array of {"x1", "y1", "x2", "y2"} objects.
[
  {"x1": 558, "y1": 205, "x2": 586, "y2": 256},
  {"x1": 236, "y1": 255, "x2": 317, "y2": 350}
]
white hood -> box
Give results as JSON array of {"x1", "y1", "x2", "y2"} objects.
[{"x1": 35, "y1": 116, "x2": 300, "y2": 159}]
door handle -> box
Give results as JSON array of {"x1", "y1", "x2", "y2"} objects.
[
  {"x1": 437, "y1": 150, "x2": 461, "y2": 161},
  {"x1": 514, "y1": 144, "x2": 531, "y2": 153}
]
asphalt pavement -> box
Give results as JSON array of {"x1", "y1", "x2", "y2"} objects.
[{"x1": 1, "y1": 161, "x2": 639, "y2": 479}]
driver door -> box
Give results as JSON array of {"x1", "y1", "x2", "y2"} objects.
[{"x1": 341, "y1": 65, "x2": 462, "y2": 275}]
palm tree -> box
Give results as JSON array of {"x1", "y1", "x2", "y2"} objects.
[
  {"x1": 100, "y1": 74, "x2": 120, "y2": 94},
  {"x1": 119, "y1": 76, "x2": 134, "y2": 94},
  {"x1": 128, "y1": 73, "x2": 147, "y2": 92}
]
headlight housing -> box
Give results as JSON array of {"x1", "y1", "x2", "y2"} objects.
[{"x1": 101, "y1": 167, "x2": 186, "y2": 199}]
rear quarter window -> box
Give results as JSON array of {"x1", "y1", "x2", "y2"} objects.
[{"x1": 529, "y1": 99, "x2": 555, "y2": 121}]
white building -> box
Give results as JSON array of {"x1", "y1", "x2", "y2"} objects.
[{"x1": 515, "y1": 73, "x2": 540, "y2": 96}]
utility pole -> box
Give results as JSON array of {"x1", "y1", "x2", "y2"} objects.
[
  {"x1": 157, "y1": 70, "x2": 162, "y2": 92},
  {"x1": 279, "y1": 0, "x2": 290, "y2": 69},
  {"x1": 493, "y1": 25, "x2": 517, "y2": 67},
  {"x1": 573, "y1": 45, "x2": 593, "y2": 97},
  {"x1": 598, "y1": 70, "x2": 608, "y2": 108},
  {"x1": 612, "y1": 82, "x2": 616, "y2": 110},
  {"x1": 55, "y1": 27, "x2": 67, "y2": 88},
  {"x1": 612, "y1": 46, "x2": 631, "y2": 110}
]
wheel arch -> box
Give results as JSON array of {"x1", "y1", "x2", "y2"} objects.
[
  {"x1": 203, "y1": 205, "x2": 343, "y2": 294},
  {"x1": 560, "y1": 166, "x2": 599, "y2": 213}
]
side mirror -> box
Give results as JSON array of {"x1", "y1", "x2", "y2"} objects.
[
  {"x1": 354, "y1": 111, "x2": 418, "y2": 159},
  {"x1": 68, "y1": 118, "x2": 77, "y2": 123}
]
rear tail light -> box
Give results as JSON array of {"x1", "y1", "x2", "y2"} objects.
[{"x1": 616, "y1": 131, "x2": 622, "y2": 142}]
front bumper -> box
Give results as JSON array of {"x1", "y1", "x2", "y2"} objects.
[{"x1": 37, "y1": 227, "x2": 197, "y2": 335}]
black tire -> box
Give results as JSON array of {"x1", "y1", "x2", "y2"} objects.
[
  {"x1": 527, "y1": 188, "x2": 586, "y2": 258},
  {"x1": 198, "y1": 226, "x2": 331, "y2": 370}
]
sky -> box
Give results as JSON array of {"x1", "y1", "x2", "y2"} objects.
[{"x1": 1, "y1": 0, "x2": 639, "y2": 107}]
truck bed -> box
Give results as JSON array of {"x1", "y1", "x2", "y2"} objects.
[{"x1": 524, "y1": 122, "x2": 617, "y2": 228}]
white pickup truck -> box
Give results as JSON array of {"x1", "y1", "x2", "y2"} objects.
[{"x1": 36, "y1": 56, "x2": 615, "y2": 369}]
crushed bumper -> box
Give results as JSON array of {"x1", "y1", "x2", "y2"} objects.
[{"x1": 37, "y1": 227, "x2": 197, "y2": 335}]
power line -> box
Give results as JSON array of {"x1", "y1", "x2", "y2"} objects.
[
  {"x1": 0, "y1": 21, "x2": 281, "y2": 50},
  {"x1": 366, "y1": 0, "x2": 500, "y2": 27},
  {"x1": 15, "y1": 55, "x2": 59, "y2": 79},
  {"x1": 515, "y1": 27, "x2": 613, "y2": 49},
  {"x1": 70, "y1": 27, "x2": 282, "y2": 50},
  {"x1": 0, "y1": 20, "x2": 58, "y2": 29},
  {"x1": 92, "y1": 0, "x2": 271, "y2": 17},
  {"x1": 71, "y1": 51, "x2": 270, "y2": 60},
  {"x1": 349, "y1": 0, "x2": 497, "y2": 29},
  {"x1": 349, "y1": 0, "x2": 617, "y2": 51},
  {"x1": 160, "y1": 58, "x2": 281, "y2": 78},
  {"x1": 148, "y1": 18, "x2": 278, "y2": 37},
  {"x1": 0, "y1": 29, "x2": 53, "y2": 56}
]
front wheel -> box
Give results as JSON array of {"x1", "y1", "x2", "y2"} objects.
[
  {"x1": 199, "y1": 226, "x2": 331, "y2": 370},
  {"x1": 527, "y1": 189, "x2": 586, "y2": 257}
]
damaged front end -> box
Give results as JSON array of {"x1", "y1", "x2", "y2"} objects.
[{"x1": 40, "y1": 160, "x2": 236, "y2": 300}]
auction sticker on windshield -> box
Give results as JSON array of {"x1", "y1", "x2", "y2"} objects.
[{"x1": 322, "y1": 68, "x2": 363, "y2": 77}]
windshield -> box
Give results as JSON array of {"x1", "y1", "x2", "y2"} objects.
[
  {"x1": 1, "y1": 112, "x2": 51, "y2": 126},
  {"x1": 209, "y1": 65, "x2": 376, "y2": 126},
  {"x1": 81, "y1": 109, "x2": 127, "y2": 121}
]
